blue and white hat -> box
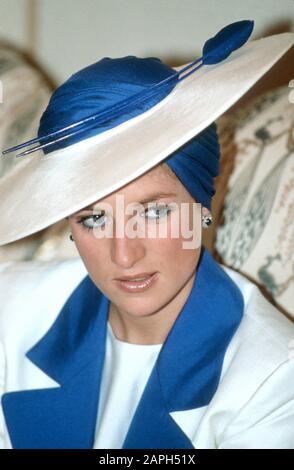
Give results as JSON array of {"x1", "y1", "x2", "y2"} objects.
[{"x1": 1, "y1": 20, "x2": 293, "y2": 246}]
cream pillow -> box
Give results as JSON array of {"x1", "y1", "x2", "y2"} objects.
[{"x1": 0, "y1": 45, "x2": 53, "y2": 262}]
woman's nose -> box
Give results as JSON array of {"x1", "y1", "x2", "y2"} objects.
[{"x1": 110, "y1": 232, "x2": 146, "y2": 269}]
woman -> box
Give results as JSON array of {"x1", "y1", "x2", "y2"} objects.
[{"x1": 0, "y1": 20, "x2": 294, "y2": 449}]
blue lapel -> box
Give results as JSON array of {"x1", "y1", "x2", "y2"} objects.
[{"x1": 1, "y1": 247, "x2": 244, "y2": 449}]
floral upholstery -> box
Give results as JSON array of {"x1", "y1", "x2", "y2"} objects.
[{"x1": 215, "y1": 86, "x2": 294, "y2": 318}]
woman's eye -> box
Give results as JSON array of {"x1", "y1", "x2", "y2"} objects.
[
  {"x1": 142, "y1": 203, "x2": 172, "y2": 220},
  {"x1": 77, "y1": 213, "x2": 106, "y2": 231}
]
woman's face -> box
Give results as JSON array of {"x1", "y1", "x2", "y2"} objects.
[{"x1": 68, "y1": 164, "x2": 203, "y2": 319}]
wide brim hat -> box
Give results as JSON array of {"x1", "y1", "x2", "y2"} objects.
[{"x1": 1, "y1": 21, "x2": 293, "y2": 246}]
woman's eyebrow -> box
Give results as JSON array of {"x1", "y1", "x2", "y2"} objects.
[
  {"x1": 136, "y1": 191, "x2": 178, "y2": 205},
  {"x1": 77, "y1": 191, "x2": 178, "y2": 212}
]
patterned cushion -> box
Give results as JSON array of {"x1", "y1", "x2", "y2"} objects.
[
  {"x1": 215, "y1": 86, "x2": 294, "y2": 318},
  {"x1": 0, "y1": 44, "x2": 53, "y2": 261}
]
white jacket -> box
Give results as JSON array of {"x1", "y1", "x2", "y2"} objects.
[{"x1": 0, "y1": 248, "x2": 294, "y2": 449}]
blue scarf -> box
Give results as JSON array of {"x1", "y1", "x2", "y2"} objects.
[{"x1": 2, "y1": 248, "x2": 244, "y2": 448}]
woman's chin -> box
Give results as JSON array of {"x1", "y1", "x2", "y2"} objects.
[{"x1": 111, "y1": 298, "x2": 164, "y2": 319}]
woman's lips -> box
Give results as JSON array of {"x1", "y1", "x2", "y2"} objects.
[{"x1": 115, "y1": 272, "x2": 158, "y2": 293}]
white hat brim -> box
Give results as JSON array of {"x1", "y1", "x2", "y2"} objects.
[{"x1": 0, "y1": 32, "x2": 293, "y2": 246}]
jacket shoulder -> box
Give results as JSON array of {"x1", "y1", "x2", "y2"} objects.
[
  {"x1": 0, "y1": 258, "x2": 87, "y2": 340},
  {"x1": 222, "y1": 264, "x2": 294, "y2": 363},
  {"x1": 218, "y1": 264, "x2": 294, "y2": 424},
  {"x1": 198, "y1": 264, "x2": 294, "y2": 448}
]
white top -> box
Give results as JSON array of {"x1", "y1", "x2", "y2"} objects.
[{"x1": 93, "y1": 321, "x2": 163, "y2": 449}]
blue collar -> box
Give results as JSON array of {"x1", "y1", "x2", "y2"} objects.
[{"x1": 2, "y1": 247, "x2": 244, "y2": 448}]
